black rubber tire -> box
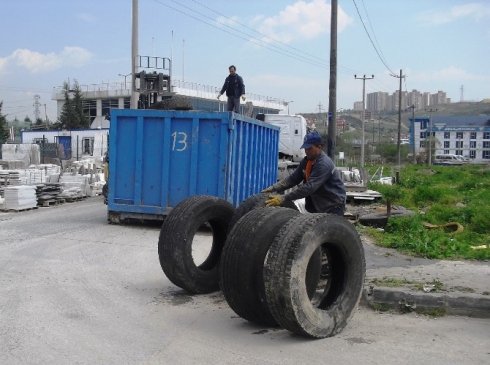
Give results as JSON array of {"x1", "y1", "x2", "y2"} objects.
[
  {"x1": 228, "y1": 193, "x2": 299, "y2": 234},
  {"x1": 158, "y1": 195, "x2": 235, "y2": 294},
  {"x1": 220, "y1": 207, "x2": 301, "y2": 326},
  {"x1": 359, "y1": 210, "x2": 415, "y2": 228},
  {"x1": 151, "y1": 96, "x2": 194, "y2": 110},
  {"x1": 264, "y1": 214, "x2": 366, "y2": 338}
]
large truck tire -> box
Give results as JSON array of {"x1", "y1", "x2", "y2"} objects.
[
  {"x1": 264, "y1": 214, "x2": 365, "y2": 338},
  {"x1": 220, "y1": 207, "x2": 301, "y2": 326},
  {"x1": 158, "y1": 195, "x2": 235, "y2": 294},
  {"x1": 228, "y1": 193, "x2": 298, "y2": 233}
]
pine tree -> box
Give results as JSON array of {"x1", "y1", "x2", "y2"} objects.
[
  {"x1": 58, "y1": 79, "x2": 88, "y2": 129},
  {"x1": 0, "y1": 102, "x2": 10, "y2": 143}
]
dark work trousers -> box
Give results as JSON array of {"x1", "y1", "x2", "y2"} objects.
[
  {"x1": 227, "y1": 96, "x2": 240, "y2": 113},
  {"x1": 305, "y1": 196, "x2": 345, "y2": 216}
]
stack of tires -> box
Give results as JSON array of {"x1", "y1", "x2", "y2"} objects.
[{"x1": 158, "y1": 194, "x2": 365, "y2": 339}]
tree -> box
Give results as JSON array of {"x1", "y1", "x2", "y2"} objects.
[
  {"x1": 0, "y1": 101, "x2": 10, "y2": 143},
  {"x1": 24, "y1": 116, "x2": 32, "y2": 127},
  {"x1": 58, "y1": 79, "x2": 89, "y2": 129}
]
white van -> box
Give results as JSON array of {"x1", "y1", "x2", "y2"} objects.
[{"x1": 434, "y1": 154, "x2": 463, "y2": 166}]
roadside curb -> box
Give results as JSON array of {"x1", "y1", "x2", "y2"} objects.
[{"x1": 360, "y1": 286, "x2": 490, "y2": 319}]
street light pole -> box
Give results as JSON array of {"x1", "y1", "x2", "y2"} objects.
[
  {"x1": 287, "y1": 101, "x2": 294, "y2": 114},
  {"x1": 355, "y1": 74, "x2": 374, "y2": 168},
  {"x1": 425, "y1": 108, "x2": 437, "y2": 166},
  {"x1": 118, "y1": 73, "x2": 131, "y2": 89}
]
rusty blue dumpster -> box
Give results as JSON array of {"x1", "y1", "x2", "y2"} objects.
[{"x1": 107, "y1": 109, "x2": 279, "y2": 221}]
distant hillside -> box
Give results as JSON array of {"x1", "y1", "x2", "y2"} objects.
[
  {"x1": 418, "y1": 101, "x2": 490, "y2": 116},
  {"x1": 300, "y1": 101, "x2": 490, "y2": 141}
]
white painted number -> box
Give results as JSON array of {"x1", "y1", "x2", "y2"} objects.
[{"x1": 172, "y1": 131, "x2": 188, "y2": 151}]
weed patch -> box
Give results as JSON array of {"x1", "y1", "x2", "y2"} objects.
[{"x1": 364, "y1": 164, "x2": 490, "y2": 260}]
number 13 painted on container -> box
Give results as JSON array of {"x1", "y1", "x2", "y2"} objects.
[{"x1": 172, "y1": 132, "x2": 187, "y2": 151}]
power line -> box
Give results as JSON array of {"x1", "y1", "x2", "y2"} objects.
[
  {"x1": 352, "y1": 0, "x2": 396, "y2": 76},
  {"x1": 360, "y1": 0, "x2": 390, "y2": 70},
  {"x1": 190, "y1": 0, "x2": 329, "y2": 65},
  {"x1": 151, "y1": 0, "x2": 361, "y2": 75},
  {"x1": 152, "y1": 0, "x2": 328, "y2": 68}
]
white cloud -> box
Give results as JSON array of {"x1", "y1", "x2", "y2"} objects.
[
  {"x1": 1, "y1": 47, "x2": 93, "y2": 74},
  {"x1": 256, "y1": 0, "x2": 353, "y2": 43},
  {"x1": 417, "y1": 3, "x2": 490, "y2": 25}
]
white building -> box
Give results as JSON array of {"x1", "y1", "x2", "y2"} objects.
[
  {"x1": 21, "y1": 129, "x2": 108, "y2": 160},
  {"x1": 51, "y1": 79, "x2": 286, "y2": 129},
  {"x1": 410, "y1": 115, "x2": 490, "y2": 163}
]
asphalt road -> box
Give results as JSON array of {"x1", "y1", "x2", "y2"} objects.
[{"x1": 0, "y1": 196, "x2": 489, "y2": 365}]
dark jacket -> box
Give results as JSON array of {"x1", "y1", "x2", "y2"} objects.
[
  {"x1": 220, "y1": 74, "x2": 245, "y2": 97},
  {"x1": 276, "y1": 151, "x2": 346, "y2": 212}
]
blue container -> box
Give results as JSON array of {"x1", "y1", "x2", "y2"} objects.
[{"x1": 107, "y1": 109, "x2": 279, "y2": 220}]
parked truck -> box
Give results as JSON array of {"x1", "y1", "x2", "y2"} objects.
[{"x1": 256, "y1": 113, "x2": 310, "y2": 181}]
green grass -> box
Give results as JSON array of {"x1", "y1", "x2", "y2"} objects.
[{"x1": 363, "y1": 164, "x2": 490, "y2": 260}]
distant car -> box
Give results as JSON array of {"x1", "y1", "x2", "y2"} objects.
[
  {"x1": 433, "y1": 154, "x2": 463, "y2": 166},
  {"x1": 455, "y1": 155, "x2": 471, "y2": 163}
]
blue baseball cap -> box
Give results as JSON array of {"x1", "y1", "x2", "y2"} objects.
[{"x1": 300, "y1": 132, "x2": 323, "y2": 149}]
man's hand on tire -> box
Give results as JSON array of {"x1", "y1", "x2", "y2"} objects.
[{"x1": 265, "y1": 194, "x2": 285, "y2": 207}]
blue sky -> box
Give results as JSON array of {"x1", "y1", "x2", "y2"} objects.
[{"x1": 1, "y1": 0, "x2": 489, "y2": 121}]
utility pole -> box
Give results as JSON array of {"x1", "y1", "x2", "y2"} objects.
[
  {"x1": 354, "y1": 74, "x2": 374, "y2": 167},
  {"x1": 378, "y1": 116, "x2": 381, "y2": 145},
  {"x1": 43, "y1": 104, "x2": 49, "y2": 129},
  {"x1": 425, "y1": 108, "x2": 437, "y2": 166},
  {"x1": 392, "y1": 69, "x2": 405, "y2": 168},
  {"x1": 131, "y1": 0, "x2": 139, "y2": 109},
  {"x1": 327, "y1": 0, "x2": 337, "y2": 159},
  {"x1": 409, "y1": 104, "x2": 416, "y2": 163}
]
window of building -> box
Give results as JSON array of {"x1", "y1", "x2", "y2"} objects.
[
  {"x1": 102, "y1": 99, "x2": 119, "y2": 118},
  {"x1": 455, "y1": 150, "x2": 463, "y2": 156},
  {"x1": 470, "y1": 141, "x2": 476, "y2": 149},
  {"x1": 82, "y1": 137, "x2": 94, "y2": 155},
  {"x1": 420, "y1": 132, "x2": 426, "y2": 139},
  {"x1": 483, "y1": 150, "x2": 490, "y2": 159},
  {"x1": 83, "y1": 99, "x2": 97, "y2": 123},
  {"x1": 470, "y1": 150, "x2": 476, "y2": 159},
  {"x1": 444, "y1": 141, "x2": 450, "y2": 148},
  {"x1": 456, "y1": 132, "x2": 463, "y2": 139},
  {"x1": 419, "y1": 141, "x2": 425, "y2": 148},
  {"x1": 483, "y1": 141, "x2": 490, "y2": 149},
  {"x1": 444, "y1": 150, "x2": 450, "y2": 154},
  {"x1": 456, "y1": 141, "x2": 463, "y2": 148},
  {"x1": 444, "y1": 132, "x2": 450, "y2": 139},
  {"x1": 484, "y1": 132, "x2": 490, "y2": 139},
  {"x1": 470, "y1": 132, "x2": 477, "y2": 139}
]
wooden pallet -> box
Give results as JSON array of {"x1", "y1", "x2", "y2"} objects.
[
  {"x1": 39, "y1": 199, "x2": 65, "y2": 207},
  {"x1": 0, "y1": 206, "x2": 39, "y2": 213},
  {"x1": 64, "y1": 196, "x2": 87, "y2": 203}
]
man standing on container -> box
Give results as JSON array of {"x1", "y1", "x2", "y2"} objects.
[
  {"x1": 261, "y1": 132, "x2": 346, "y2": 216},
  {"x1": 217, "y1": 65, "x2": 246, "y2": 113}
]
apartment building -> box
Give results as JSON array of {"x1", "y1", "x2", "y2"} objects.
[{"x1": 410, "y1": 115, "x2": 490, "y2": 163}]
